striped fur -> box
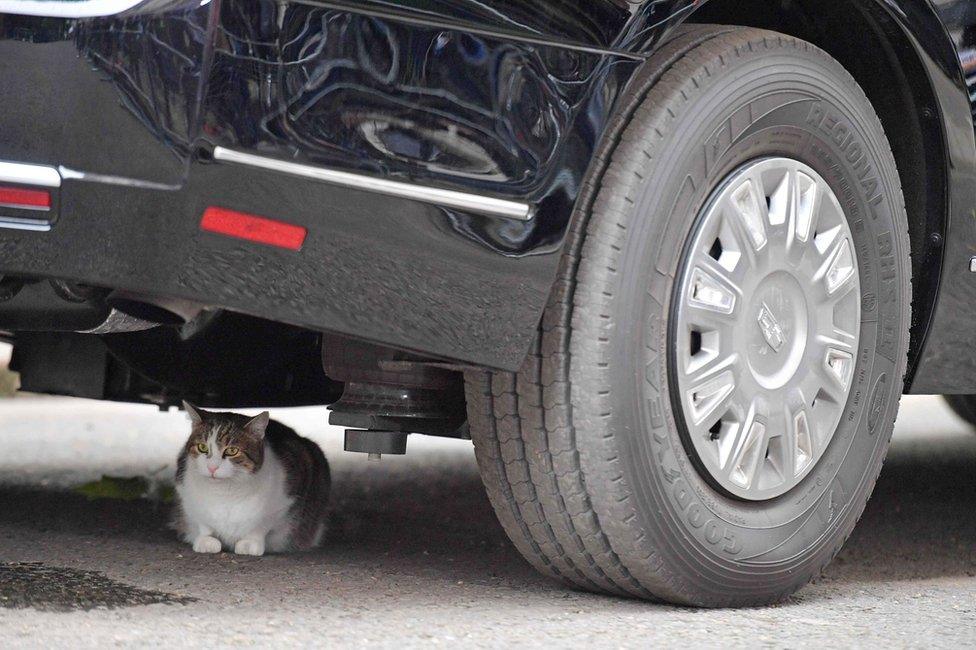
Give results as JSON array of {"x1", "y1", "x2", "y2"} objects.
[{"x1": 174, "y1": 403, "x2": 330, "y2": 554}]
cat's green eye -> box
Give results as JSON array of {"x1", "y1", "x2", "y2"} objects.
[
  {"x1": 224, "y1": 447, "x2": 240, "y2": 457},
  {"x1": 196, "y1": 442, "x2": 208, "y2": 454}
]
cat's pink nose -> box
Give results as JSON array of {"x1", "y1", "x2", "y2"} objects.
[{"x1": 207, "y1": 465, "x2": 218, "y2": 476}]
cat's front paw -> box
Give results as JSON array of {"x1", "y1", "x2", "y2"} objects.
[
  {"x1": 234, "y1": 538, "x2": 265, "y2": 556},
  {"x1": 192, "y1": 535, "x2": 222, "y2": 554}
]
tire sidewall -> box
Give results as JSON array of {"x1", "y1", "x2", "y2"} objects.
[{"x1": 576, "y1": 43, "x2": 909, "y2": 598}]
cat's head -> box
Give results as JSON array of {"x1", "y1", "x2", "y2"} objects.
[{"x1": 181, "y1": 401, "x2": 269, "y2": 481}]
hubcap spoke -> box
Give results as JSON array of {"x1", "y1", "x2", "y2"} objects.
[
  {"x1": 686, "y1": 369, "x2": 736, "y2": 431},
  {"x1": 728, "y1": 399, "x2": 768, "y2": 490},
  {"x1": 687, "y1": 256, "x2": 741, "y2": 316},
  {"x1": 673, "y1": 157, "x2": 860, "y2": 501},
  {"x1": 728, "y1": 176, "x2": 768, "y2": 252},
  {"x1": 792, "y1": 171, "x2": 819, "y2": 244}
]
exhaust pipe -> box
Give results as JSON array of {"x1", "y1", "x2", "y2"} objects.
[
  {"x1": 0, "y1": 279, "x2": 184, "y2": 333},
  {"x1": 105, "y1": 290, "x2": 205, "y2": 326}
]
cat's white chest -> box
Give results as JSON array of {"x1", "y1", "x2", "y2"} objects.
[{"x1": 177, "y1": 449, "x2": 294, "y2": 546}]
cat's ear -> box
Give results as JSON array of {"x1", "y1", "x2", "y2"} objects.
[
  {"x1": 244, "y1": 411, "x2": 270, "y2": 439},
  {"x1": 182, "y1": 400, "x2": 204, "y2": 425}
]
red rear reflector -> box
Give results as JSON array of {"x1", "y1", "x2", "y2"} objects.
[
  {"x1": 0, "y1": 186, "x2": 51, "y2": 209},
  {"x1": 200, "y1": 207, "x2": 306, "y2": 251}
]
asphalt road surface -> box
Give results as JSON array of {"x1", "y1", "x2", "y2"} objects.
[{"x1": 0, "y1": 394, "x2": 973, "y2": 647}]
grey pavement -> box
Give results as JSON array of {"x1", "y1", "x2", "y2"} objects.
[{"x1": 0, "y1": 394, "x2": 973, "y2": 647}]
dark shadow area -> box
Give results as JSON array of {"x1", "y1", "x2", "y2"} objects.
[
  {"x1": 0, "y1": 431, "x2": 972, "y2": 602},
  {"x1": 822, "y1": 432, "x2": 976, "y2": 586},
  {"x1": 0, "y1": 487, "x2": 171, "y2": 545},
  {"x1": 0, "y1": 461, "x2": 551, "y2": 598},
  {"x1": 0, "y1": 562, "x2": 195, "y2": 611}
]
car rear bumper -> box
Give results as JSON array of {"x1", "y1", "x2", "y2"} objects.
[{"x1": 0, "y1": 2, "x2": 633, "y2": 369}]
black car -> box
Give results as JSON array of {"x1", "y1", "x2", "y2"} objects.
[{"x1": 2, "y1": 0, "x2": 975, "y2": 607}]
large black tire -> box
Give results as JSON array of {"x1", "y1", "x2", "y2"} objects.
[{"x1": 464, "y1": 26, "x2": 911, "y2": 606}]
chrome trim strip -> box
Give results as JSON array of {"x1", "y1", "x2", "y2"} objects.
[
  {"x1": 0, "y1": 0, "x2": 143, "y2": 18},
  {"x1": 58, "y1": 166, "x2": 181, "y2": 191},
  {"x1": 212, "y1": 147, "x2": 533, "y2": 221},
  {"x1": 0, "y1": 217, "x2": 52, "y2": 232},
  {"x1": 0, "y1": 160, "x2": 61, "y2": 188}
]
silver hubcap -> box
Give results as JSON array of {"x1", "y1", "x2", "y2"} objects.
[{"x1": 673, "y1": 158, "x2": 860, "y2": 501}]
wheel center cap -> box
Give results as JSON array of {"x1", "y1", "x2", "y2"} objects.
[
  {"x1": 756, "y1": 302, "x2": 785, "y2": 353},
  {"x1": 745, "y1": 271, "x2": 807, "y2": 389}
]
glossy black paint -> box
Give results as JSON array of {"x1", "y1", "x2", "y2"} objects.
[
  {"x1": 0, "y1": 0, "x2": 975, "y2": 390},
  {"x1": 908, "y1": 0, "x2": 976, "y2": 393},
  {"x1": 200, "y1": 0, "x2": 617, "y2": 249},
  {"x1": 0, "y1": 9, "x2": 195, "y2": 185},
  {"x1": 0, "y1": 0, "x2": 642, "y2": 370}
]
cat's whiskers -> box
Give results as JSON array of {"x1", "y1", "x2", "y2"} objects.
[{"x1": 173, "y1": 403, "x2": 331, "y2": 556}]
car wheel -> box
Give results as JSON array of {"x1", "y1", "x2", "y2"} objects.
[{"x1": 464, "y1": 26, "x2": 911, "y2": 606}]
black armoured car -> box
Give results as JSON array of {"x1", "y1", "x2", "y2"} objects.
[{"x1": 2, "y1": 0, "x2": 976, "y2": 606}]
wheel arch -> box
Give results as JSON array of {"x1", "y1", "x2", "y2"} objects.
[{"x1": 616, "y1": 0, "x2": 955, "y2": 385}]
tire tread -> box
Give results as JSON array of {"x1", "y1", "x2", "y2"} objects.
[{"x1": 465, "y1": 26, "x2": 912, "y2": 606}]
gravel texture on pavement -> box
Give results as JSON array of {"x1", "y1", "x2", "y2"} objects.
[{"x1": 0, "y1": 395, "x2": 973, "y2": 647}]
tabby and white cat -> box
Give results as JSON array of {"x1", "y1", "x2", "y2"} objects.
[{"x1": 174, "y1": 402, "x2": 330, "y2": 556}]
